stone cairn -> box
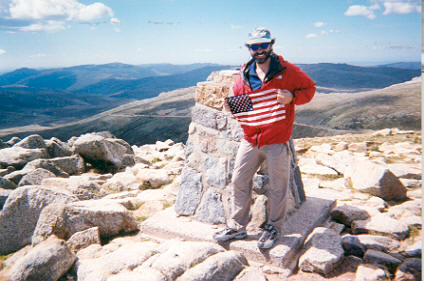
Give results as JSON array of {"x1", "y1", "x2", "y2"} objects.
[{"x1": 174, "y1": 70, "x2": 305, "y2": 232}]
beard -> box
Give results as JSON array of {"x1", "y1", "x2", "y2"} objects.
[{"x1": 253, "y1": 49, "x2": 272, "y2": 64}]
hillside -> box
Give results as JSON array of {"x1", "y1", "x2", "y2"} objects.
[
  {"x1": 0, "y1": 85, "x2": 121, "y2": 128},
  {"x1": 0, "y1": 87, "x2": 195, "y2": 145},
  {"x1": 295, "y1": 77, "x2": 421, "y2": 131},
  {"x1": 0, "y1": 75, "x2": 421, "y2": 146},
  {"x1": 0, "y1": 64, "x2": 231, "y2": 129}
]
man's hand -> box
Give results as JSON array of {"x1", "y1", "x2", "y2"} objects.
[{"x1": 276, "y1": 89, "x2": 293, "y2": 104}]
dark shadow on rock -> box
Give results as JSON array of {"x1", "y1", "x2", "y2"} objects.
[{"x1": 330, "y1": 204, "x2": 372, "y2": 227}]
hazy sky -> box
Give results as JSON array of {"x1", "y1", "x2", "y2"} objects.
[{"x1": 0, "y1": 0, "x2": 421, "y2": 71}]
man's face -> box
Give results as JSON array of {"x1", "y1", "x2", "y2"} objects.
[{"x1": 248, "y1": 42, "x2": 273, "y2": 64}]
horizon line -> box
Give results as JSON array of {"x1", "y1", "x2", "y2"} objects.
[{"x1": 0, "y1": 60, "x2": 421, "y2": 74}]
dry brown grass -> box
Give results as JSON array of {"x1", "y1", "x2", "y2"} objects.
[{"x1": 295, "y1": 77, "x2": 421, "y2": 131}]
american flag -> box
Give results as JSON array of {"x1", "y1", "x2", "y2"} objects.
[{"x1": 226, "y1": 89, "x2": 286, "y2": 127}]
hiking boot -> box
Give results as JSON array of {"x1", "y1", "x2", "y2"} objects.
[
  {"x1": 257, "y1": 224, "x2": 278, "y2": 249},
  {"x1": 213, "y1": 227, "x2": 247, "y2": 242}
]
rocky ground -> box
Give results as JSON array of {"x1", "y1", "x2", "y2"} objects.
[{"x1": 0, "y1": 128, "x2": 421, "y2": 281}]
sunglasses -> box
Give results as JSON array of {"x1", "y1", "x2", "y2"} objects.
[{"x1": 248, "y1": 43, "x2": 270, "y2": 51}]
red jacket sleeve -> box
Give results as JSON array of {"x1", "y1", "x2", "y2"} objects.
[{"x1": 286, "y1": 63, "x2": 316, "y2": 105}]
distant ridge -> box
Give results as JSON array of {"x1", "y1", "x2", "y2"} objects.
[
  {"x1": 0, "y1": 62, "x2": 420, "y2": 131},
  {"x1": 74, "y1": 65, "x2": 234, "y2": 98},
  {"x1": 377, "y1": 61, "x2": 421, "y2": 70},
  {"x1": 0, "y1": 68, "x2": 40, "y2": 85},
  {"x1": 298, "y1": 63, "x2": 420, "y2": 90},
  {"x1": 0, "y1": 63, "x2": 233, "y2": 91},
  {"x1": 0, "y1": 61, "x2": 419, "y2": 92}
]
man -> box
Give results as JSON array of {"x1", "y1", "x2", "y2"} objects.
[{"x1": 213, "y1": 27, "x2": 315, "y2": 249}]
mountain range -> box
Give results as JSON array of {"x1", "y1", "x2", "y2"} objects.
[
  {"x1": 0, "y1": 63, "x2": 232, "y2": 129},
  {"x1": 0, "y1": 61, "x2": 420, "y2": 135},
  {"x1": 297, "y1": 62, "x2": 420, "y2": 91},
  {"x1": 0, "y1": 75, "x2": 420, "y2": 146}
]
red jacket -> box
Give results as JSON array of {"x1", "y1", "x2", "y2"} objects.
[{"x1": 232, "y1": 54, "x2": 315, "y2": 147}]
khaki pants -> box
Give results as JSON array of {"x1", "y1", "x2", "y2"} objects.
[{"x1": 228, "y1": 139, "x2": 290, "y2": 231}]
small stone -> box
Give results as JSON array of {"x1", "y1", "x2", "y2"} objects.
[
  {"x1": 299, "y1": 157, "x2": 339, "y2": 176},
  {"x1": 14, "y1": 134, "x2": 46, "y2": 149},
  {"x1": 394, "y1": 258, "x2": 421, "y2": 281},
  {"x1": 401, "y1": 240, "x2": 421, "y2": 258},
  {"x1": 330, "y1": 203, "x2": 374, "y2": 226},
  {"x1": 204, "y1": 156, "x2": 227, "y2": 189},
  {"x1": 24, "y1": 155, "x2": 86, "y2": 176},
  {"x1": 191, "y1": 104, "x2": 218, "y2": 129},
  {"x1": 45, "y1": 137, "x2": 72, "y2": 158},
  {"x1": 351, "y1": 213, "x2": 409, "y2": 240},
  {"x1": 146, "y1": 241, "x2": 225, "y2": 281},
  {"x1": 73, "y1": 133, "x2": 134, "y2": 171},
  {"x1": 354, "y1": 263, "x2": 388, "y2": 281},
  {"x1": 0, "y1": 188, "x2": 12, "y2": 209},
  {"x1": 387, "y1": 163, "x2": 421, "y2": 180},
  {"x1": 133, "y1": 200, "x2": 165, "y2": 218},
  {"x1": 342, "y1": 235, "x2": 367, "y2": 258},
  {"x1": 66, "y1": 227, "x2": 101, "y2": 253},
  {"x1": 234, "y1": 267, "x2": 268, "y2": 281},
  {"x1": 4, "y1": 170, "x2": 28, "y2": 184},
  {"x1": 366, "y1": 196, "x2": 386, "y2": 211},
  {"x1": 32, "y1": 199, "x2": 139, "y2": 245},
  {"x1": 346, "y1": 159, "x2": 407, "y2": 201},
  {"x1": 135, "y1": 168, "x2": 170, "y2": 188},
  {"x1": 388, "y1": 199, "x2": 421, "y2": 218},
  {"x1": 364, "y1": 249, "x2": 402, "y2": 273},
  {"x1": 354, "y1": 234, "x2": 400, "y2": 253},
  {"x1": 6, "y1": 136, "x2": 21, "y2": 146},
  {"x1": 0, "y1": 167, "x2": 13, "y2": 177},
  {"x1": 334, "y1": 141, "x2": 348, "y2": 152},
  {"x1": 401, "y1": 179, "x2": 421, "y2": 189},
  {"x1": 76, "y1": 241, "x2": 161, "y2": 281},
  {"x1": 18, "y1": 168, "x2": 55, "y2": 186},
  {"x1": 0, "y1": 177, "x2": 16, "y2": 189},
  {"x1": 174, "y1": 167, "x2": 203, "y2": 216},
  {"x1": 299, "y1": 227, "x2": 344, "y2": 275},
  {"x1": 0, "y1": 147, "x2": 48, "y2": 169},
  {"x1": 262, "y1": 265, "x2": 286, "y2": 275},
  {"x1": 8, "y1": 236, "x2": 75, "y2": 281},
  {"x1": 348, "y1": 142, "x2": 369, "y2": 152},
  {"x1": 195, "y1": 188, "x2": 225, "y2": 224},
  {"x1": 176, "y1": 250, "x2": 248, "y2": 281}
]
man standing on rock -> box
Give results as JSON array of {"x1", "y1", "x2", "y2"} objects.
[{"x1": 213, "y1": 27, "x2": 316, "y2": 249}]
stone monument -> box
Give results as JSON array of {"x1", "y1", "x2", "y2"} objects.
[{"x1": 175, "y1": 70, "x2": 306, "y2": 233}]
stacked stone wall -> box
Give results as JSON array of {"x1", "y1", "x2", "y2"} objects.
[{"x1": 175, "y1": 70, "x2": 299, "y2": 230}]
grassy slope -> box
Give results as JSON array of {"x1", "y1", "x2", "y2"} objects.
[
  {"x1": 295, "y1": 77, "x2": 421, "y2": 131},
  {"x1": 0, "y1": 88, "x2": 195, "y2": 146}
]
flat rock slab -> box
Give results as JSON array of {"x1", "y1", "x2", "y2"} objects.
[{"x1": 141, "y1": 196, "x2": 334, "y2": 272}]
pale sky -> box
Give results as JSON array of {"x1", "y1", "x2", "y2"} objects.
[{"x1": 0, "y1": 0, "x2": 421, "y2": 72}]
